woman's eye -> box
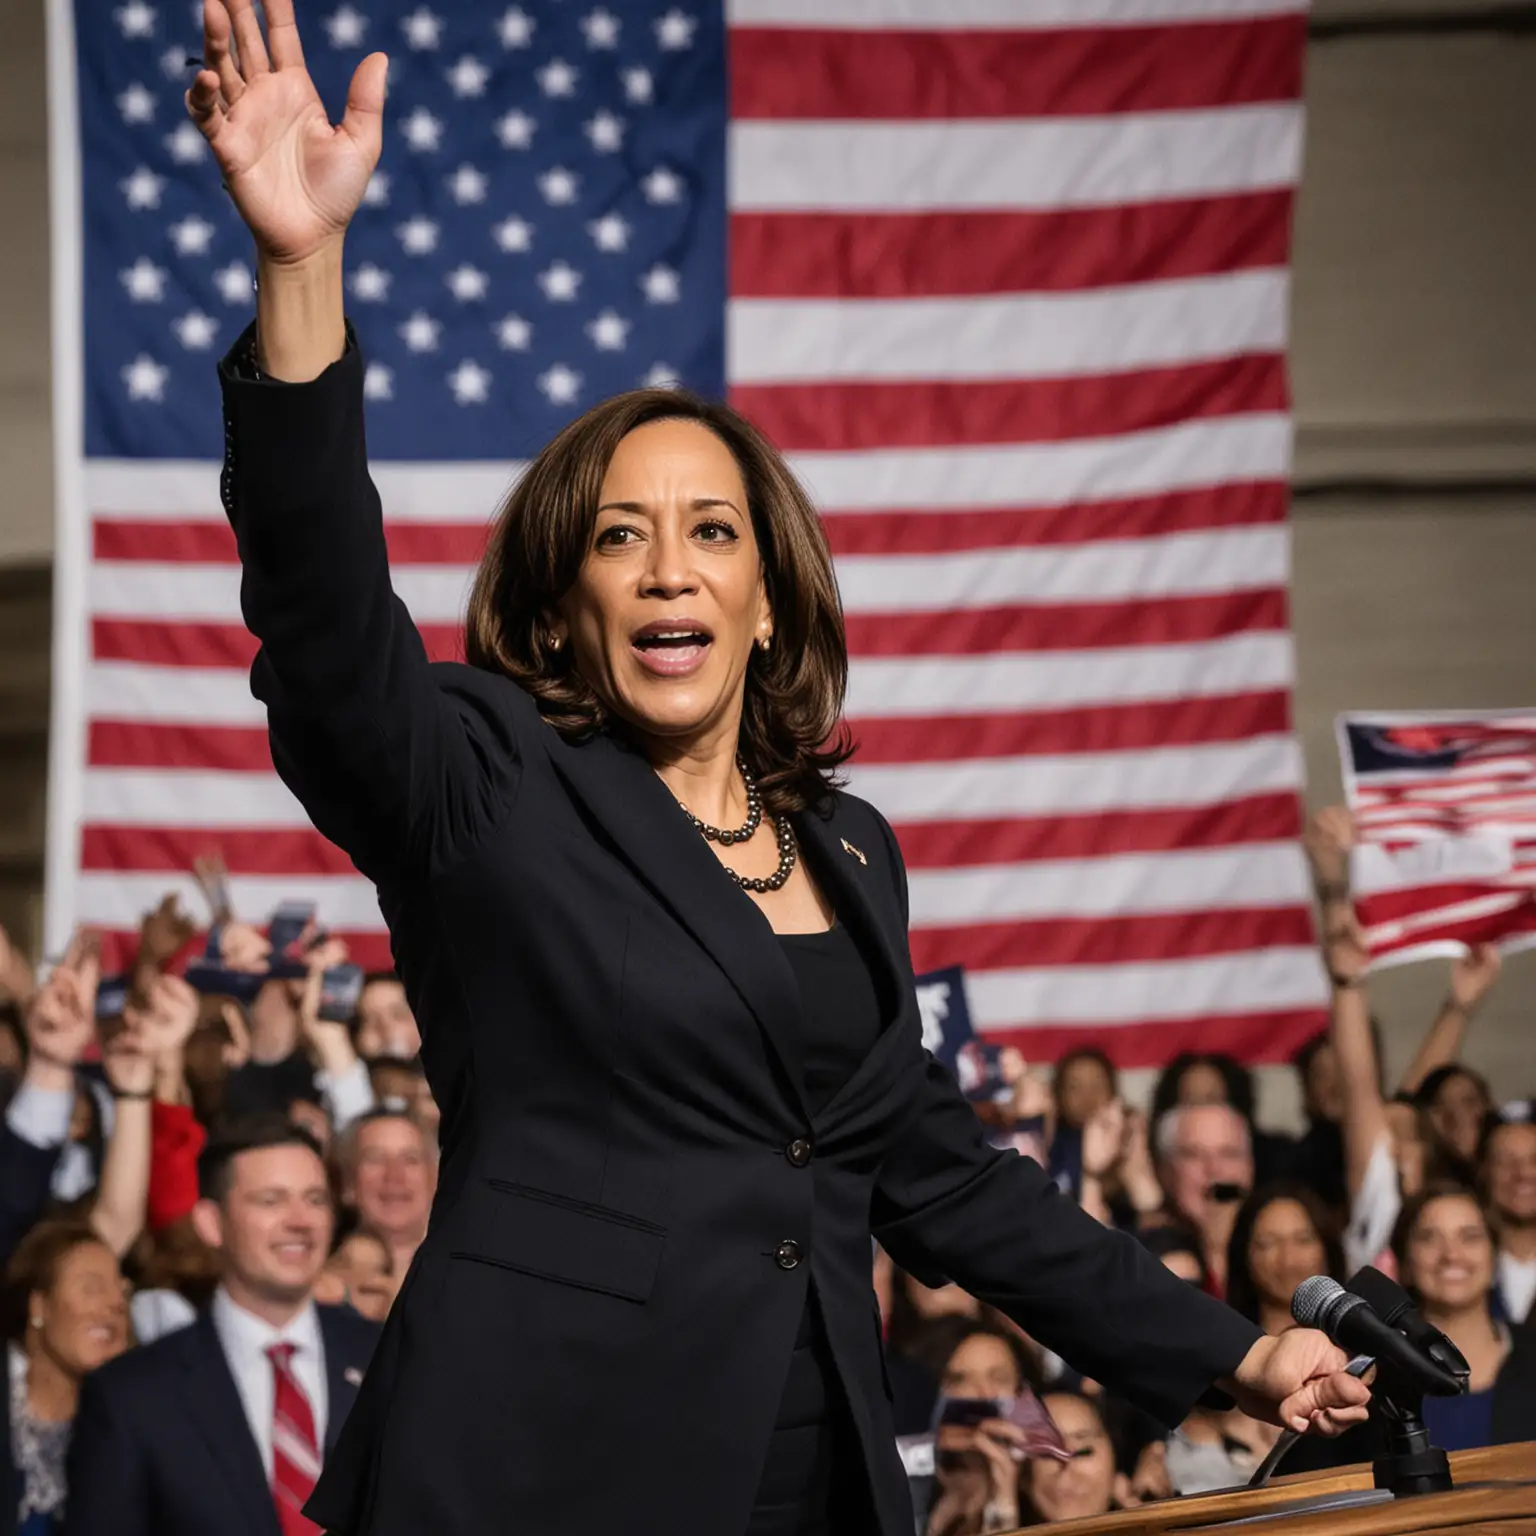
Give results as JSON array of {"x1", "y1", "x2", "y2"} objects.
[
  {"x1": 597, "y1": 525, "x2": 636, "y2": 548},
  {"x1": 695, "y1": 520, "x2": 737, "y2": 542}
]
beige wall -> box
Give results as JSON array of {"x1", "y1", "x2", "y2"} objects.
[{"x1": 1, "y1": 4, "x2": 1533, "y2": 1113}]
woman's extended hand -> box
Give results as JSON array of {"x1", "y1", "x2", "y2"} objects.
[
  {"x1": 1223, "y1": 1330, "x2": 1372, "y2": 1436},
  {"x1": 184, "y1": 0, "x2": 386, "y2": 265}
]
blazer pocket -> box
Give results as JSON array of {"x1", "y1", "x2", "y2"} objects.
[{"x1": 451, "y1": 1179, "x2": 667, "y2": 1304}]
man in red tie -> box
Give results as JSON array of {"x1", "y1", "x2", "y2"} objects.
[{"x1": 64, "y1": 1117, "x2": 380, "y2": 1536}]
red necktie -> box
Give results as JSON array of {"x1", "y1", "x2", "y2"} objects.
[{"x1": 266, "y1": 1342, "x2": 323, "y2": 1536}]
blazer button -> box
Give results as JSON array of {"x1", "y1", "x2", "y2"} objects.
[
  {"x1": 785, "y1": 1137, "x2": 813, "y2": 1167},
  {"x1": 775, "y1": 1238, "x2": 803, "y2": 1270}
]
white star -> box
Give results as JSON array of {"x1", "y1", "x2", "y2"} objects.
[
  {"x1": 364, "y1": 362, "x2": 394, "y2": 400},
  {"x1": 446, "y1": 264, "x2": 489, "y2": 301},
  {"x1": 537, "y1": 261, "x2": 582, "y2": 302},
  {"x1": 495, "y1": 109, "x2": 536, "y2": 150},
  {"x1": 168, "y1": 215, "x2": 216, "y2": 255},
  {"x1": 642, "y1": 363, "x2": 681, "y2": 389},
  {"x1": 496, "y1": 6, "x2": 534, "y2": 47},
  {"x1": 495, "y1": 313, "x2": 532, "y2": 350},
  {"x1": 363, "y1": 171, "x2": 391, "y2": 207},
  {"x1": 348, "y1": 263, "x2": 393, "y2": 301},
  {"x1": 655, "y1": 8, "x2": 696, "y2": 50},
  {"x1": 401, "y1": 107, "x2": 444, "y2": 152},
  {"x1": 588, "y1": 213, "x2": 630, "y2": 252},
  {"x1": 396, "y1": 216, "x2": 440, "y2": 255},
  {"x1": 323, "y1": 4, "x2": 368, "y2": 48},
  {"x1": 584, "y1": 111, "x2": 624, "y2": 153},
  {"x1": 448, "y1": 360, "x2": 492, "y2": 405},
  {"x1": 492, "y1": 215, "x2": 534, "y2": 253},
  {"x1": 581, "y1": 8, "x2": 620, "y2": 48},
  {"x1": 447, "y1": 55, "x2": 490, "y2": 97},
  {"x1": 621, "y1": 67, "x2": 653, "y2": 105},
  {"x1": 120, "y1": 167, "x2": 166, "y2": 210},
  {"x1": 122, "y1": 353, "x2": 169, "y2": 401},
  {"x1": 641, "y1": 166, "x2": 683, "y2": 205},
  {"x1": 120, "y1": 257, "x2": 168, "y2": 302},
  {"x1": 115, "y1": 1, "x2": 157, "y2": 38},
  {"x1": 117, "y1": 83, "x2": 156, "y2": 124},
  {"x1": 447, "y1": 164, "x2": 488, "y2": 204},
  {"x1": 640, "y1": 264, "x2": 680, "y2": 304},
  {"x1": 158, "y1": 45, "x2": 188, "y2": 79},
  {"x1": 172, "y1": 310, "x2": 219, "y2": 349},
  {"x1": 536, "y1": 58, "x2": 578, "y2": 98},
  {"x1": 537, "y1": 364, "x2": 582, "y2": 405},
  {"x1": 213, "y1": 261, "x2": 253, "y2": 303},
  {"x1": 586, "y1": 310, "x2": 630, "y2": 351},
  {"x1": 399, "y1": 310, "x2": 442, "y2": 352},
  {"x1": 164, "y1": 120, "x2": 207, "y2": 164},
  {"x1": 537, "y1": 166, "x2": 580, "y2": 206},
  {"x1": 400, "y1": 6, "x2": 442, "y2": 49}
]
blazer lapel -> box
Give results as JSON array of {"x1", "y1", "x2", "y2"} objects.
[
  {"x1": 317, "y1": 1307, "x2": 361, "y2": 1456},
  {"x1": 548, "y1": 732, "x2": 811, "y2": 1120},
  {"x1": 179, "y1": 1314, "x2": 279, "y2": 1536}
]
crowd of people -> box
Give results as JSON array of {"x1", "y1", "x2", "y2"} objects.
[{"x1": 0, "y1": 811, "x2": 1531, "y2": 1534}]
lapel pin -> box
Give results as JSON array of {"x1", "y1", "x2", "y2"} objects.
[
  {"x1": 841, "y1": 838, "x2": 867, "y2": 866},
  {"x1": 344, "y1": 1366, "x2": 364, "y2": 1386}
]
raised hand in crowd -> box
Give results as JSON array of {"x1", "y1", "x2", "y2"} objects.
[
  {"x1": 130, "y1": 893, "x2": 198, "y2": 1005},
  {"x1": 191, "y1": 850, "x2": 235, "y2": 925},
  {"x1": 1080, "y1": 1099, "x2": 1163, "y2": 1224},
  {"x1": 1302, "y1": 804, "x2": 1355, "y2": 900},
  {"x1": 925, "y1": 1416, "x2": 1026, "y2": 1536},
  {"x1": 214, "y1": 919, "x2": 272, "y2": 973},
  {"x1": 22, "y1": 928, "x2": 100, "y2": 1091},
  {"x1": 298, "y1": 936, "x2": 360, "y2": 1079}
]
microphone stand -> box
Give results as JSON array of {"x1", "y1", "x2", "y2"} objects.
[{"x1": 1373, "y1": 1390, "x2": 1453, "y2": 1497}]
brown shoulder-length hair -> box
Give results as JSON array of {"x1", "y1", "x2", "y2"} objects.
[
  {"x1": 1, "y1": 1217, "x2": 112, "y2": 1342},
  {"x1": 465, "y1": 388, "x2": 852, "y2": 814}
]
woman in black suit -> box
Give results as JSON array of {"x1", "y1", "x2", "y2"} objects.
[{"x1": 185, "y1": 5, "x2": 1370, "y2": 1533}]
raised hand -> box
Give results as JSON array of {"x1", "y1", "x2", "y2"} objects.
[
  {"x1": 185, "y1": 0, "x2": 387, "y2": 265},
  {"x1": 1303, "y1": 806, "x2": 1355, "y2": 892},
  {"x1": 26, "y1": 929, "x2": 101, "y2": 1071},
  {"x1": 124, "y1": 973, "x2": 202, "y2": 1061},
  {"x1": 1081, "y1": 1098, "x2": 1127, "y2": 1181},
  {"x1": 1449, "y1": 942, "x2": 1501, "y2": 1012}
]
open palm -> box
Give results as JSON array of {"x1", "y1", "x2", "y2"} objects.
[{"x1": 185, "y1": 0, "x2": 387, "y2": 264}]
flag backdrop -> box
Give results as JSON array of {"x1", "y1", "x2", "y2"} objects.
[
  {"x1": 47, "y1": 0, "x2": 1328, "y2": 1067},
  {"x1": 1340, "y1": 711, "x2": 1536, "y2": 966}
]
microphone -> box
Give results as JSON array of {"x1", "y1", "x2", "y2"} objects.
[
  {"x1": 1291, "y1": 1275, "x2": 1464, "y2": 1398},
  {"x1": 1346, "y1": 1266, "x2": 1471, "y2": 1384}
]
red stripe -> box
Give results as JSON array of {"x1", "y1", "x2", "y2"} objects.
[
  {"x1": 892, "y1": 792, "x2": 1302, "y2": 868},
  {"x1": 734, "y1": 355, "x2": 1287, "y2": 454},
  {"x1": 845, "y1": 588, "x2": 1287, "y2": 658},
  {"x1": 94, "y1": 519, "x2": 489, "y2": 567},
  {"x1": 979, "y1": 1008, "x2": 1326, "y2": 1071},
  {"x1": 1363, "y1": 902, "x2": 1536, "y2": 960},
  {"x1": 820, "y1": 484, "x2": 1289, "y2": 559},
  {"x1": 730, "y1": 18, "x2": 1305, "y2": 121},
  {"x1": 910, "y1": 905, "x2": 1314, "y2": 973},
  {"x1": 81, "y1": 825, "x2": 359, "y2": 877},
  {"x1": 849, "y1": 691, "x2": 1293, "y2": 763},
  {"x1": 89, "y1": 720, "x2": 274, "y2": 771},
  {"x1": 730, "y1": 193, "x2": 1292, "y2": 299},
  {"x1": 93, "y1": 619, "x2": 465, "y2": 668},
  {"x1": 94, "y1": 925, "x2": 396, "y2": 975}
]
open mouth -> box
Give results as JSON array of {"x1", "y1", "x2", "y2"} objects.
[{"x1": 631, "y1": 620, "x2": 714, "y2": 677}]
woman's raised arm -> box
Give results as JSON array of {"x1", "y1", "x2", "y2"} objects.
[{"x1": 190, "y1": 0, "x2": 525, "y2": 878}]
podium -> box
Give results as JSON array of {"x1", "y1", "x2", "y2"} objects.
[{"x1": 1027, "y1": 1443, "x2": 1536, "y2": 1536}]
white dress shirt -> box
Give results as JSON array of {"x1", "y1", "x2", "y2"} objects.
[
  {"x1": 209, "y1": 1286, "x2": 329, "y2": 1479},
  {"x1": 1498, "y1": 1249, "x2": 1536, "y2": 1325}
]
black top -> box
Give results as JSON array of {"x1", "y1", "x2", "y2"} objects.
[{"x1": 779, "y1": 921, "x2": 885, "y2": 1118}]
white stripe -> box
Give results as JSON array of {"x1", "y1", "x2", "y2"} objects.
[
  {"x1": 88, "y1": 663, "x2": 264, "y2": 725},
  {"x1": 793, "y1": 414, "x2": 1292, "y2": 514},
  {"x1": 730, "y1": 108, "x2": 1303, "y2": 213},
  {"x1": 836, "y1": 525, "x2": 1287, "y2": 613},
  {"x1": 83, "y1": 768, "x2": 306, "y2": 826},
  {"x1": 728, "y1": 0, "x2": 1304, "y2": 27},
  {"x1": 906, "y1": 840, "x2": 1311, "y2": 924},
  {"x1": 90, "y1": 562, "x2": 474, "y2": 626},
  {"x1": 846, "y1": 631, "x2": 1294, "y2": 716},
  {"x1": 74, "y1": 870, "x2": 382, "y2": 931},
  {"x1": 850, "y1": 735, "x2": 1301, "y2": 820},
  {"x1": 730, "y1": 271, "x2": 1287, "y2": 384},
  {"x1": 86, "y1": 460, "x2": 522, "y2": 522},
  {"x1": 961, "y1": 947, "x2": 1326, "y2": 1029}
]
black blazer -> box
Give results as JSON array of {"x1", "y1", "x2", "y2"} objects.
[
  {"x1": 61, "y1": 1304, "x2": 378, "y2": 1536},
  {"x1": 216, "y1": 320, "x2": 1262, "y2": 1536}
]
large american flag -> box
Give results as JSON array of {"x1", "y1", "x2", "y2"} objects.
[{"x1": 47, "y1": 0, "x2": 1327, "y2": 1067}]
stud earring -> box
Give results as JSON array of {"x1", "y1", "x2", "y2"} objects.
[
  {"x1": 549, "y1": 634, "x2": 563, "y2": 652},
  {"x1": 30, "y1": 1317, "x2": 42, "y2": 1330},
  {"x1": 757, "y1": 633, "x2": 772, "y2": 652}
]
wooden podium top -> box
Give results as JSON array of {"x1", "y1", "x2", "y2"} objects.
[{"x1": 1026, "y1": 1442, "x2": 1536, "y2": 1536}]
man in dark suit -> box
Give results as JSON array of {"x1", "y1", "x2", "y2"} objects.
[{"x1": 63, "y1": 1118, "x2": 379, "y2": 1536}]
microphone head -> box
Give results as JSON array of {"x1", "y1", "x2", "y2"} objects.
[
  {"x1": 1346, "y1": 1264, "x2": 1412, "y2": 1326},
  {"x1": 1291, "y1": 1274, "x2": 1362, "y2": 1333}
]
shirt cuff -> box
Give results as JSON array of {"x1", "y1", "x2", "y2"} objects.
[
  {"x1": 6, "y1": 1082, "x2": 75, "y2": 1148},
  {"x1": 317, "y1": 1057, "x2": 375, "y2": 1132}
]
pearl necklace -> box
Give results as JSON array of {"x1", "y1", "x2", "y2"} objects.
[{"x1": 675, "y1": 756, "x2": 798, "y2": 893}]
